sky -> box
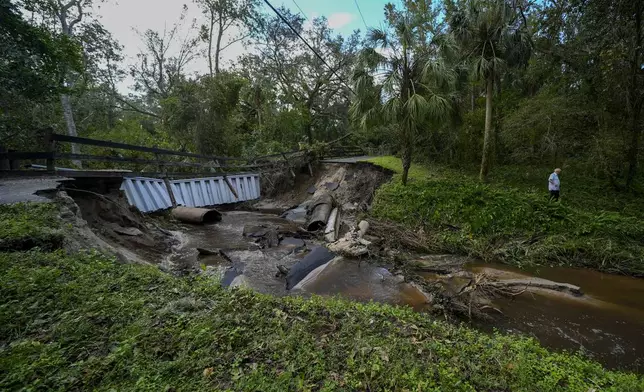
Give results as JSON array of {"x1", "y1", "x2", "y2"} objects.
[{"x1": 95, "y1": 0, "x2": 396, "y2": 91}]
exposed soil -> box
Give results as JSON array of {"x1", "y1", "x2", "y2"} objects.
[
  {"x1": 253, "y1": 162, "x2": 392, "y2": 215},
  {"x1": 56, "y1": 180, "x2": 178, "y2": 265}
]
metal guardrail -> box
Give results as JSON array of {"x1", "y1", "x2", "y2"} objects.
[{"x1": 120, "y1": 174, "x2": 261, "y2": 212}]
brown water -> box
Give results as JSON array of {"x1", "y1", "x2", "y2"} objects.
[
  {"x1": 466, "y1": 262, "x2": 644, "y2": 371},
  {"x1": 295, "y1": 258, "x2": 429, "y2": 311}
]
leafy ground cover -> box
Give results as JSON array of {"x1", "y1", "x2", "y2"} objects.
[
  {"x1": 368, "y1": 157, "x2": 644, "y2": 276},
  {"x1": 1, "y1": 203, "x2": 642, "y2": 391},
  {"x1": 0, "y1": 203, "x2": 63, "y2": 251}
]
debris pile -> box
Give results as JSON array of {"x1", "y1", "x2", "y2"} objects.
[{"x1": 327, "y1": 220, "x2": 373, "y2": 257}]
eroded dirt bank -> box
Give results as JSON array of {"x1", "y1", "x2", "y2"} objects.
[{"x1": 57, "y1": 162, "x2": 644, "y2": 371}]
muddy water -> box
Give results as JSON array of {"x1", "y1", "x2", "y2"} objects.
[
  {"x1": 169, "y1": 211, "x2": 302, "y2": 267},
  {"x1": 171, "y1": 211, "x2": 429, "y2": 307},
  {"x1": 466, "y1": 262, "x2": 644, "y2": 371},
  {"x1": 295, "y1": 258, "x2": 429, "y2": 311}
]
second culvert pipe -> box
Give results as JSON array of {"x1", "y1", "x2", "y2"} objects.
[{"x1": 307, "y1": 193, "x2": 334, "y2": 231}]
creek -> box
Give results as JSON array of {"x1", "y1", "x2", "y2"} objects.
[{"x1": 466, "y1": 262, "x2": 644, "y2": 371}]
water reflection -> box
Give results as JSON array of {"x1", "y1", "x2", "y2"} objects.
[
  {"x1": 466, "y1": 262, "x2": 644, "y2": 371},
  {"x1": 297, "y1": 258, "x2": 429, "y2": 311}
]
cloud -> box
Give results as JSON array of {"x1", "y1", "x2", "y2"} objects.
[
  {"x1": 97, "y1": 0, "x2": 249, "y2": 93},
  {"x1": 327, "y1": 12, "x2": 354, "y2": 29}
]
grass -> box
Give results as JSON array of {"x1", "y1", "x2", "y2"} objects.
[
  {"x1": 368, "y1": 156, "x2": 644, "y2": 276},
  {"x1": 0, "y1": 203, "x2": 63, "y2": 251},
  {"x1": 1, "y1": 202, "x2": 643, "y2": 390}
]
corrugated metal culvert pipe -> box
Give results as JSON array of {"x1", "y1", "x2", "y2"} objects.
[
  {"x1": 172, "y1": 207, "x2": 222, "y2": 224},
  {"x1": 306, "y1": 193, "x2": 334, "y2": 231}
]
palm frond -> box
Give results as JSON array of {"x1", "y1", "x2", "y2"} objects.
[
  {"x1": 383, "y1": 97, "x2": 402, "y2": 122},
  {"x1": 426, "y1": 93, "x2": 451, "y2": 120},
  {"x1": 404, "y1": 93, "x2": 430, "y2": 125},
  {"x1": 421, "y1": 60, "x2": 455, "y2": 87},
  {"x1": 381, "y1": 68, "x2": 401, "y2": 96},
  {"x1": 352, "y1": 69, "x2": 373, "y2": 95},
  {"x1": 367, "y1": 28, "x2": 389, "y2": 49},
  {"x1": 359, "y1": 106, "x2": 382, "y2": 129},
  {"x1": 358, "y1": 47, "x2": 387, "y2": 70}
]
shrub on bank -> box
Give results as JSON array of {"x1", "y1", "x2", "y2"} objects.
[{"x1": 368, "y1": 157, "x2": 644, "y2": 276}]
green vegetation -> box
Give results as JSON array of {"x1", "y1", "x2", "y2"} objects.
[
  {"x1": 351, "y1": 7, "x2": 452, "y2": 185},
  {"x1": 0, "y1": 203, "x2": 63, "y2": 251},
  {"x1": 369, "y1": 157, "x2": 644, "y2": 276},
  {"x1": 2, "y1": 0, "x2": 643, "y2": 194},
  {"x1": 0, "y1": 203, "x2": 641, "y2": 391}
]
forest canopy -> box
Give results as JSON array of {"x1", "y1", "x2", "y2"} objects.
[{"x1": 1, "y1": 0, "x2": 643, "y2": 189}]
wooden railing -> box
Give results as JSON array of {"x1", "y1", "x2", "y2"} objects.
[
  {"x1": 325, "y1": 145, "x2": 365, "y2": 158},
  {"x1": 0, "y1": 131, "x2": 364, "y2": 179},
  {"x1": 0, "y1": 131, "x2": 301, "y2": 178}
]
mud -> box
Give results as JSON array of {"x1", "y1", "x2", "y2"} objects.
[
  {"x1": 52, "y1": 191, "x2": 171, "y2": 264},
  {"x1": 64, "y1": 189, "x2": 177, "y2": 264},
  {"x1": 255, "y1": 162, "x2": 392, "y2": 219}
]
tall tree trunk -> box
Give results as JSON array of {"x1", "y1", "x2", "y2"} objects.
[
  {"x1": 401, "y1": 140, "x2": 412, "y2": 186},
  {"x1": 471, "y1": 85, "x2": 475, "y2": 112},
  {"x1": 57, "y1": 2, "x2": 82, "y2": 168},
  {"x1": 479, "y1": 76, "x2": 494, "y2": 182},
  {"x1": 207, "y1": 11, "x2": 215, "y2": 76},
  {"x1": 214, "y1": 17, "x2": 224, "y2": 74},
  {"x1": 626, "y1": 4, "x2": 642, "y2": 189},
  {"x1": 305, "y1": 99, "x2": 314, "y2": 143},
  {"x1": 255, "y1": 87, "x2": 262, "y2": 128},
  {"x1": 60, "y1": 94, "x2": 81, "y2": 167},
  {"x1": 107, "y1": 100, "x2": 115, "y2": 129},
  {"x1": 305, "y1": 121, "x2": 313, "y2": 143},
  {"x1": 626, "y1": 112, "x2": 640, "y2": 187}
]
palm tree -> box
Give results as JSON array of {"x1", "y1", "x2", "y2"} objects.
[
  {"x1": 446, "y1": 0, "x2": 531, "y2": 181},
  {"x1": 351, "y1": 12, "x2": 453, "y2": 185}
]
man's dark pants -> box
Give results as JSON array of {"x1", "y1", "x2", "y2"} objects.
[{"x1": 550, "y1": 190, "x2": 560, "y2": 201}]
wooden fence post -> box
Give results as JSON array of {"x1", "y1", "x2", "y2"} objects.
[
  {"x1": 44, "y1": 128, "x2": 56, "y2": 171},
  {"x1": 0, "y1": 145, "x2": 9, "y2": 170},
  {"x1": 156, "y1": 153, "x2": 177, "y2": 208},
  {"x1": 9, "y1": 150, "x2": 19, "y2": 170}
]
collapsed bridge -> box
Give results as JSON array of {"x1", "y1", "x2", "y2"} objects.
[{"x1": 0, "y1": 130, "x2": 369, "y2": 210}]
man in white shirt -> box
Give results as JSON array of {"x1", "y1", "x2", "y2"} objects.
[{"x1": 548, "y1": 168, "x2": 562, "y2": 201}]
